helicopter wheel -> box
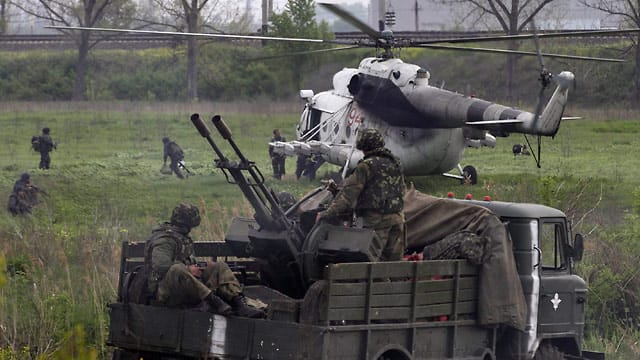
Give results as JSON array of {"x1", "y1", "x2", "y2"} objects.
[{"x1": 461, "y1": 165, "x2": 478, "y2": 185}]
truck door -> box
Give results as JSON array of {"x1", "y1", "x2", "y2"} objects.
[{"x1": 536, "y1": 218, "x2": 586, "y2": 352}]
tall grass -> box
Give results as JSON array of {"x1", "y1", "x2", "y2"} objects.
[{"x1": 0, "y1": 102, "x2": 639, "y2": 358}]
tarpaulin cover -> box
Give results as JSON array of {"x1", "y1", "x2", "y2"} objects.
[{"x1": 403, "y1": 186, "x2": 527, "y2": 331}]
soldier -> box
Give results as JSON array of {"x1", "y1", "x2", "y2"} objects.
[
  {"x1": 38, "y1": 127, "x2": 57, "y2": 170},
  {"x1": 316, "y1": 128, "x2": 406, "y2": 261},
  {"x1": 162, "y1": 137, "x2": 185, "y2": 179},
  {"x1": 269, "y1": 129, "x2": 286, "y2": 180},
  {"x1": 7, "y1": 173, "x2": 40, "y2": 215},
  {"x1": 144, "y1": 203, "x2": 265, "y2": 318}
]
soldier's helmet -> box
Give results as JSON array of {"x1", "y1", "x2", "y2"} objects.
[
  {"x1": 277, "y1": 191, "x2": 297, "y2": 211},
  {"x1": 20, "y1": 173, "x2": 31, "y2": 181},
  {"x1": 42, "y1": 127, "x2": 50, "y2": 134},
  {"x1": 170, "y1": 203, "x2": 201, "y2": 228},
  {"x1": 162, "y1": 137, "x2": 170, "y2": 144},
  {"x1": 355, "y1": 128, "x2": 384, "y2": 152}
]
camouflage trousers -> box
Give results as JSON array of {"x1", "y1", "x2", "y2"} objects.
[
  {"x1": 39, "y1": 151, "x2": 51, "y2": 169},
  {"x1": 371, "y1": 223, "x2": 405, "y2": 261},
  {"x1": 156, "y1": 262, "x2": 241, "y2": 307},
  {"x1": 169, "y1": 158, "x2": 185, "y2": 179}
]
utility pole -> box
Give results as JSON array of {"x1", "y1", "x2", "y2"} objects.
[
  {"x1": 261, "y1": 0, "x2": 271, "y2": 33},
  {"x1": 378, "y1": 0, "x2": 386, "y2": 31},
  {"x1": 414, "y1": 0, "x2": 420, "y2": 31}
]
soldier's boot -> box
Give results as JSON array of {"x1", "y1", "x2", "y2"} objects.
[
  {"x1": 205, "y1": 293, "x2": 232, "y2": 316},
  {"x1": 231, "y1": 296, "x2": 266, "y2": 318}
]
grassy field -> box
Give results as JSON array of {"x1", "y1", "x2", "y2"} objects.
[{"x1": 0, "y1": 102, "x2": 639, "y2": 358}]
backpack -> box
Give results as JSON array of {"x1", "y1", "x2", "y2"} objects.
[{"x1": 31, "y1": 136, "x2": 42, "y2": 152}]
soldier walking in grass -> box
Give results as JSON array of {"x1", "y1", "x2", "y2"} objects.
[
  {"x1": 36, "y1": 127, "x2": 56, "y2": 170},
  {"x1": 316, "y1": 128, "x2": 406, "y2": 261},
  {"x1": 269, "y1": 129, "x2": 286, "y2": 180},
  {"x1": 162, "y1": 137, "x2": 186, "y2": 179},
  {"x1": 142, "y1": 203, "x2": 265, "y2": 318}
]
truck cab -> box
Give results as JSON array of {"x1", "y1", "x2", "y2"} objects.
[{"x1": 469, "y1": 200, "x2": 594, "y2": 359}]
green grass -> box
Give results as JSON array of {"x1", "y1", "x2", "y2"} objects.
[{"x1": 0, "y1": 102, "x2": 639, "y2": 358}]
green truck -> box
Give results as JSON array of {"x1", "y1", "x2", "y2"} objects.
[{"x1": 107, "y1": 115, "x2": 602, "y2": 360}]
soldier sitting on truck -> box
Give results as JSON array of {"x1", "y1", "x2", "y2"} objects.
[
  {"x1": 143, "y1": 203, "x2": 266, "y2": 318},
  {"x1": 316, "y1": 128, "x2": 406, "y2": 261}
]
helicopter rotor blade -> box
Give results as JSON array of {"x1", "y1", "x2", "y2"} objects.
[
  {"x1": 416, "y1": 44, "x2": 625, "y2": 62},
  {"x1": 247, "y1": 45, "x2": 360, "y2": 61},
  {"x1": 409, "y1": 28, "x2": 640, "y2": 46},
  {"x1": 319, "y1": 3, "x2": 381, "y2": 42},
  {"x1": 46, "y1": 25, "x2": 326, "y2": 44}
]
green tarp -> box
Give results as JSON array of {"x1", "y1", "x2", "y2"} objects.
[{"x1": 403, "y1": 186, "x2": 527, "y2": 331}]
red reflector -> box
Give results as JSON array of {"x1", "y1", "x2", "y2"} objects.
[
  {"x1": 447, "y1": 192, "x2": 455, "y2": 198},
  {"x1": 465, "y1": 193, "x2": 472, "y2": 200},
  {"x1": 483, "y1": 196, "x2": 491, "y2": 201}
]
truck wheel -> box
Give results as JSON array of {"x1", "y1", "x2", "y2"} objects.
[
  {"x1": 533, "y1": 343, "x2": 565, "y2": 360},
  {"x1": 461, "y1": 165, "x2": 478, "y2": 185},
  {"x1": 376, "y1": 349, "x2": 411, "y2": 360}
]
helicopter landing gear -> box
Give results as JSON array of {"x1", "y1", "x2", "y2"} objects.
[
  {"x1": 461, "y1": 165, "x2": 478, "y2": 185},
  {"x1": 442, "y1": 164, "x2": 478, "y2": 185}
]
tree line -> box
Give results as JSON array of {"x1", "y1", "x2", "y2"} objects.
[{"x1": 0, "y1": 0, "x2": 639, "y2": 106}]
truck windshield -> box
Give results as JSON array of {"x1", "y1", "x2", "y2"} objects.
[{"x1": 540, "y1": 220, "x2": 567, "y2": 271}]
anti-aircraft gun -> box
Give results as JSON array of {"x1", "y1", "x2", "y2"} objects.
[
  {"x1": 107, "y1": 114, "x2": 602, "y2": 360},
  {"x1": 190, "y1": 114, "x2": 377, "y2": 298}
]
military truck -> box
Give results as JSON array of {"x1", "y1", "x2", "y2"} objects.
[{"x1": 107, "y1": 115, "x2": 603, "y2": 360}]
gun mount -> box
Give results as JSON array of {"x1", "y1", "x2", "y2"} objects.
[{"x1": 191, "y1": 114, "x2": 378, "y2": 298}]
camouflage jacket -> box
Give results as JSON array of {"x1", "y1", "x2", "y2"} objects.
[
  {"x1": 40, "y1": 134, "x2": 56, "y2": 153},
  {"x1": 144, "y1": 223, "x2": 196, "y2": 293},
  {"x1": 321, "y1": 148, "x2": 405, "y2": 228},
  {"x1": 163, "y1": 141, "x2": 184, "y2": 162}
]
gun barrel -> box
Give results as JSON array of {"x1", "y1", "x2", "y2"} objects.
[{"x1": 209, "y1": 115, "x2": 293, "y2": 232}]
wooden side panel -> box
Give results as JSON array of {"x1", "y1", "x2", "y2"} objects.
[{"x1": 323, "y1": 260, "x2": 479, "y2": 324}]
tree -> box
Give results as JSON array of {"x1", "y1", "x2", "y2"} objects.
[
  {"x1": 140, "y1": 0, "x2": 253, "y2": 101},
  {"x1": 12, "y1": 0, "x2": 136, "y2": 100},
  {"x1": 268, "y1": 0, "x2": 333, "y2": 90},
  {"x1": 444, "y1": 0, "x2": 557, "y2": 100},
  {"x1": 1, "y1": 0, "x2": 10, "y2": 34},
  {"x1": 580, "y1": 0, "x2": 640, "y2": 106}
]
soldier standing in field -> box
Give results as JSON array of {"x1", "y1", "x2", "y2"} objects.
[
  {"x1": 162, "y1": 137, "x2": 185, "y2": 179},
  {"x1": 38, "y1": 127, "x2": 56, "y2": 170},
  {"x1": 316, "y1": 128, "x2": 406, "y2": 261},
  {"x1": 268, "y1": 129, "x2": 286, "y2": 180},
  {"x1": 143, "y1": 203, "x2": 265, "y2": 318}
]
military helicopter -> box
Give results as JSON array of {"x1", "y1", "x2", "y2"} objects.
[
  {"x1": 269, "y1": 3, "x2": 632, "y2": 184},
  {"x1": 48, "y1": 2, "x2": 634, "y2": 183}
]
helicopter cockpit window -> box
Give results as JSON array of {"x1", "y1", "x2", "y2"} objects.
[{"x1": 540, "y1": 220, "x2": 567, "y2": 271}]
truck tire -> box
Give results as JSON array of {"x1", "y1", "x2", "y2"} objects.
[
  {"x1": 534, "y1": 343, "x2": 565, "y2": 360},
  {"x1": 375, "y1": 348, "x2": 412, "y2": 360}
]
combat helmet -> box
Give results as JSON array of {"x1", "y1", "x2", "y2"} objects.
[
  {"x1": 277, "y1": 191, "x2": 297, "y2": 211},
  {"x1": 170, "y1": 203, "x2": 201, "y2": 229},
  {"x1": 356, "y1": 128, "x2": 384, "y2": 152},
  {"x1": 162, "y1": 137, "x2": 170, "y2": 144}
]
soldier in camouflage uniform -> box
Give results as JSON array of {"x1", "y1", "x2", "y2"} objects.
[
  {"x1": 316, "y1": 128, "x2": 406, "y2": 261},
  {"x1": 38, "y1": 127, "x2": 56, "y2": 170},
  {"x1": 269, "y1": 129, "x2": 286, "y2": 180},
  {"x1": 144, "y1": 203, "x2": 265, "y2": 318},
  {"x1": 7, "y1": 173, "x2": 40, "y2": 215},
  {"x1": 162, "y1": 137, "x2": 185, "y2": 179}
]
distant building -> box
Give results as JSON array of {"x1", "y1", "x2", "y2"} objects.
[{"x1": 367, "y1": 0, "x2": 620, "y2": 32}]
